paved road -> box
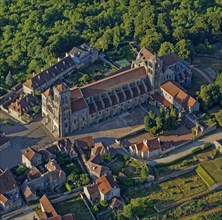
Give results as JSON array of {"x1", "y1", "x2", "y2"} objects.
[
  {"x1": 0, "y1": 110, "x2": 56, "y2": 169},
  {"x1": 150, "y1": 128, "x2": 222, "y2": 165}
]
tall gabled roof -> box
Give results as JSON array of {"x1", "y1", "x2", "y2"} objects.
[
  {"x1": 81, "y1": 67, "x2": 146, "y2": 98},
  {"x1": 0, "y1": 169, "x2": 17, "y2": 194}
]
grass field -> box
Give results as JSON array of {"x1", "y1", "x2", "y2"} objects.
[
  {"x1": 189, "y1": 68, "x2": 208, "y2": 97},
  {"x1": 193, "y1": 57, "x2": 222, "y2": 72},
  {"x1": 196, "y1": 166, "x2": 215, "y2": 186},
  {"x1": 201, "y1": 161, "x2": 217, "y2": 173},
  {"x1": 213, "y1": 157, "x2": 222, "y2": 168},
  {"x1": 53, "y1": 197, "x2": 93, "y2": 220}
]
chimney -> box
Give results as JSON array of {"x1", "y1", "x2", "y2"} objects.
[
  {"x1": 66, "y1": 53, "x2": 69, "y2": 57},
  {"x1": 33, "y1": 72, "x2": 35, "y2": 77},
  {"x1": 158, "y1": 138, "x2": 161, "y2": 143},
  {"x1": 143, "y1": 139, "x2": 148, "y2": 146},
  {"x1": 58, "y1": 57, "x2": 61, "y2": 62}
]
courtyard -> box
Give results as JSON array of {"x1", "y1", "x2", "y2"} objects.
[
  {"x1": 0, "y1": 110, "x2": 56, "y2": 168},
  {"x1": 71, "y1": 106, "x2": 146, "y2": 145}
]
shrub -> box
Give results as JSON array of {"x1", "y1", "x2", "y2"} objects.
[
  {"x1": 16, "y1": 165, "x2": 27, "y2": 175},
  {"x1": 192, "y1": 147, "x2": 202, "y2": 154},
  {"x1": 65, "y1": 182, "x2": 72, "y2": 192},
  {"x1": 100, "y1": 200, "x2": 108, "y2": 207},
  {"x1": 203, "y1": 142, "x2": 212, "y2": 149},
  {"x1": 92, "y1": 205, "x2": 99, "y2": 214}
]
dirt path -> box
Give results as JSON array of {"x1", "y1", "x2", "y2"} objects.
[{"x1": 191, "y1": 66, "x2": 212, "y2": 83}]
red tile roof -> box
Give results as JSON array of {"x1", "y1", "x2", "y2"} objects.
[
  {"x1": 160, "y1": 52, "x2": 180, "y2": 71},
  {"x1": 71, "y1": 98, "x2": 88, "y2": 113},
  {"x1": 138, "y1": 48, "x2": 154, "y2": 60},
  {"x1": 76, "y1": 136, "x2": 94, "y2": 149},
  {"x1": 40, "y1": 195, "x2": 58, "y2": 219},
  {"x1": 96, "y1": 175, "x2": 119, "y2": 195},
  {"x1": 151, "y1": 93, "x2": 171, "y2": 108}
]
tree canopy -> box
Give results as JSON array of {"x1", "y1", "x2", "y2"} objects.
[{"x1": 0, "y1": 0, "x2": 221, "y2": 87}]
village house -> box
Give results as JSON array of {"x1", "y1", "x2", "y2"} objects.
[
  {"x1": 96, "y1": 175, "x2": 120, "y2": 201},
  {"x1": 110, "y1": 197, "x2": 124, "y2": 211},
  {"x1": 160, "y1": 81, "x2": 199, "y2": 113},
  {"x1": 22, "y1": 159, "x2": 66, "y2": 198},
  {"x1": 0, "y1": 133, "x2": 11, "y2": 152},
  {"x1": 69, "y1": 43, "x2": 98, "y2": 69},
  {"x1": 0, "y1": 169, "x2": 22, "y2": 212},
  {"x1": 22, "y1": 147, "x2": 42, "y2": 169},
  {"x1": 129, "y1": 138, "x2": 175, "y2": 159},
  {"x1": 83, "y1": 184, "x2": 100, "y2": 205},
  {"x1": 7, "y1": 93, "x2": 40, "y2": 122}
]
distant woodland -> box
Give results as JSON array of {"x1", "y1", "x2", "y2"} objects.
[{"x1": 0, "y1": 0, "x2": 221, "y2": 84}]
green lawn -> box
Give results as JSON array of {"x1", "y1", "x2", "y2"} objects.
[
  {"x1": 213, "y1": 157, "x2": 222, "y2": 169},
  {"x1": 201, "y1": 161, "x2": 217, "y2": 173},
  {"x1": 54, "y1": 197, "x2": 93, "y2": 220},
  {"x1": 189, "y1": 68, "x2": 208, "y2": 97},
  {"x1": 196, "y1": 166, "x2": 215, "y2": 186}
]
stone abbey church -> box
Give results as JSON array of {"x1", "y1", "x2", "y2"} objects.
[{"x1": 42, "y1": 48, "x2": 192, "y2": 137}]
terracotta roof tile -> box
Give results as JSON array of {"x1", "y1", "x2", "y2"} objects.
[
  {"x1": 95, "y1": 100, "x2": 103, "y2": 111},
  {"x1": 88, "y1": 103, "x2": 96, "y2": 114},
  {"x1": 138, "y1": 48, "x2": 154, "y2": 60},
  {"x1": 0, "y1": 194, "x2": 8, "y2": 204},
  {"x1": 103, "y1": 97, "x2": 111, "y2": 108},
  {"x1": 23, "y1": 147, "x2": 37, "y2": 161},
  {"x1": 151, "y1": 93, "x2": 171, "y2": 108},
  {"x1": 96, "y1": 175, "x2": 119, "y2": 195},
  {"x1": 110, "y1": 95, "x2": 118, "y2": 106},
  {"x1": 131, "y1": 87, "x2": 139, "y2": 98},
  {"x1": 124, "y1": 90, "x2": 132, "y2": 100},
  {"x1": 117, "y1": 92, "x2": 125, "y2": 103},
  {"x1": 40, "y1": 195, "x2": 58, "y2": 218},
  {"x1": 70, "y1": 87, "x2": 83, "y2": 101},
  {"x1": 160, "y1": 52, "x2": 180, "y2": 71}
]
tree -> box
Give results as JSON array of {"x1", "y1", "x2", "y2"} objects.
[
  {"x1": 16, "y1": 165, "x2": 27, "y2": 175},
  {"x1": 100, "y1": 200, "x2": 108, "y2": 207},
  {"x1": 79, "y1": 173, "x2": 90, "y2": 186},
  {"x1": 79, "y1": 74, "x2": 90, "y2": 85},
  {"x1": 140, "y1": 165, "x2": 149, "y2": 178},
  {"x1": 101, "y1": 153, "x2": 111, "y2": 162},
  {"x1": 68, "y1": 173, "x2": 79, "y2": 182},
  {"x1": 144, "y1": 115, "x2": 150, "y2": 132},
  {"x1": 150, "y1": 126, "x2": 158, "y2": 135},
  {"x1": 122, "y1": 204, "x2": 133, "y2": 219},
  {"x1": 176, "y1": 39, "x2": 194, "y2": 60},
  {"x1": 156, "y1": 116, "x2": 163, "y2": 131},
  {"x1": 5, "y1": 71, "x2": 14, "y2": 87},
  {"x1": 92, "y1": 205, "x2": 99, "y2": 214},
  {"x1": 160, "y1": 107, "x2": 165, "y2": 118},
  {"x1": 158, "y1": 42, "x2": 174, "y2": 56},
  {"x1": 215, "y1": 110, "x2": 222, "y2": 127},
  {"x1": 113, "y1": 26, "x2": 121, "y2": 48},
  {"x1": 33, "y1": 105, "x2": 40, "y2": 114},
  {"x1": 65, "y1": 182, "x2": 72, "y2": 192}
]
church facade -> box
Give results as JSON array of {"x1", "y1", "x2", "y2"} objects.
[{"x1": 42, "y1": 48, "x2": 192, "y2": 137}]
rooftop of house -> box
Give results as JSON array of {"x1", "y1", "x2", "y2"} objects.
[
  {"x1": 45, "y1": 159, "x2": 61, "y2": 172},
  {"x1": 84, "y1": 184, "x2": 99, "y2": 196},
  {"x1": 28, "y1": 167, "x2": 42, "y2": 179},
  {"x1": 87, "y1": 153, "x2": 102, "y2": 164},
  {"x1": 0, "y1": 134, "x2": 10, "y2": 146},
  {"x1": 96, "y1": 175, "x2": 119, "y2": 195},
  {"x1": 161, "y1": 81, "x2": 197, "y2": 107},
  {"x1": 0, "y1": 169, "x2": 18, "y2": 194},
  {"x1": 110, "y1": 197, "x2": 123, "y2": 209},
  {"x1": 40, "y1": 195, "x2": 58, "y2": 219},
  {"x1": 151, "y1": 92, "x2": 171, "y2": 108},
  {"x1": 21, "y1": 183, "x2": 33, "y2": 199},
  {"x1": 0, "y1": 193, "x2": 8, "y2": 204},
  {"x1": 8, "y1": 94, "x2": 39, "y2": 115},
  {"x1": 50, "y1": 169, "x2": 66, "y2": 181},
  {"x1": 132, "y1": 138, "x2": 161, "y2": 153},
  {"x1": 76, "y1": 136, "x2": 94, "y2": 149},
  {"x1": 23, "y1": 147, "x2": 40, "y2": 162},
  {"x1": 86, "y1": 161, "x2": 110, "y2": 177},
  {"x1": 91, "y1": 142, "x2": 107, "y2": 156},
  {"x1": 23, "y1": 55, "x2": 74, "y2": 90},
  {"x1": 160, "y1": 52, "x2": 181, "y2": 71}
]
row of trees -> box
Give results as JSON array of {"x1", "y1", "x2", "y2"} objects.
[
  {"x1": 144, "y1": 106, "x2": 178, "y2": 135},
  {"x1": 197, "y1": 71, "x2": 222, "y2": 111},
  {"x1": 0, "y1": 0, "x2": 221, "y2": 87}
]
